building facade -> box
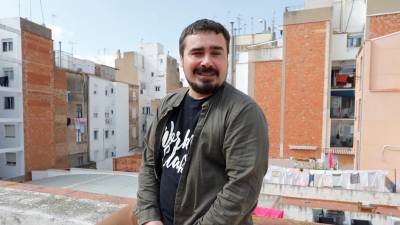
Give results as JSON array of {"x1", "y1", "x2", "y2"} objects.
[
  {"x1": 116, "y1": 43, "x2": 181, "y2": 147},
  {"x1": 88, "y1": 76, "x2": 129, "y2": 169},
  {"x1": 0, "y1": 18, "x2": 24, "y2": 179}
]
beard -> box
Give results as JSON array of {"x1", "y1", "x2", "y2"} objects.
[{"x1": 188, "y1": 67, "x2": 221, "y2": 94}]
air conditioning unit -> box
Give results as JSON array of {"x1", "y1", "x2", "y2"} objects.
[{"x1": 351, "y1": 219, "x2": 371, "y2": 225}]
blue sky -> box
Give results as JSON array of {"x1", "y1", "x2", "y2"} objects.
[{"x1": 1, "y1": 0, "x2": 303, "y2": 66}]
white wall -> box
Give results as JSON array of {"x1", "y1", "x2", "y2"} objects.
[
  {"x1": 332, "y1": 33, "x2": 360, "y2": 61},
  {"x1": 114, "y1": 82, "x2": 129, "y2": 157},
  {"x1": 235, "y1": 52, "x2": 249, "y2": 95},
  {"x1": 89, "y1": 76, "x2": 115, "y2": 163},
  {"x1": 0, "y1": 17, "x2": 24, "y2": 179},
  {"x1": 0, "y1": 151, "x2": 24, "y2": 179}
]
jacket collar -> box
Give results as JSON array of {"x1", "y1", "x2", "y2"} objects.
[{"x1": 171, "y1": 82, "x2": 227, "y2": 110}]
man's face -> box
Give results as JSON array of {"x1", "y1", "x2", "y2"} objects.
[{"x1": 181, "y1": 32, "x2": 228, "y2": 98}]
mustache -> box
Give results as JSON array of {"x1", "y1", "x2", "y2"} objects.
[{"x1": 193, "y1": 67, "x2": 219, "y2": 76}]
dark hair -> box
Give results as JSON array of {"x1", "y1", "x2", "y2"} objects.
[{"x1": 179, "y1": 19, "x2": 230, "y2": 56}]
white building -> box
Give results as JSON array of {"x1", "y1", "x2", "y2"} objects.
[
  {"x1": 55, "y1": 51, "x2": 95, "y2": 74},
  {"x1": 0, "y1": 18, "x2": 24, "y2": 179},
  {"x1": 137, "y1": 43, "x2": 180, "y2": 146},
  {"x1": 88, "y1": 76, "x2": 129, "y2": 170}
]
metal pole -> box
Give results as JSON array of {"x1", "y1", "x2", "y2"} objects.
[
  {"x1": 230, "y1": 22, "x2": 235, "y2": 86},
  {"x1": 59, "y1": 41, "x2": 62, "y2": 68}
]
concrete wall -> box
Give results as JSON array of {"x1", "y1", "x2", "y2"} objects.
[
  {"x1": 254, "y1": 60, "x2": 282, "y2": 159},
  {"x1": 260, "y1": 182, "x2": 400, "y2": 224},
  {"x1": 355, "y1": 33, "x2": 400, "y2": 189}
]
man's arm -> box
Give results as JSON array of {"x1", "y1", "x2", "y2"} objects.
[
  {"x1": 136, "y1": 111, "x2": 162, "y2": 225},
  {"x1": 195, "y1": 103, "x2": 269, "y2": 225}
]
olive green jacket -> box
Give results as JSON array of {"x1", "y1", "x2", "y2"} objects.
[{"x1": 136, "y1": 83, "x2": 269, "y2": 225}]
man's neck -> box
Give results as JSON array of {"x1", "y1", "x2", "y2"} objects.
[{"x1": 188, "y1": 88, "x2": 213, "y2": 100}]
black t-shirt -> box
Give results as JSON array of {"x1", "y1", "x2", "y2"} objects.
[{"x1": 159, "y1": 93, "x2": 207, "y2": 225}]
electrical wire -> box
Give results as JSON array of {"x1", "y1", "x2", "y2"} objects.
[{"x1": 345, "y1": 0, "x2": 355, "y2": 32}]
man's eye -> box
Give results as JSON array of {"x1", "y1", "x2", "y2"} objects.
[
  {"x1": 211, "y1": 51, "x2": 222, "y2": 56},
  {"x1": 192, "y1": 52, "x2": 203, "y2": 56}
]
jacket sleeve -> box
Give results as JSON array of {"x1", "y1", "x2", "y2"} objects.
[
  {"x1": 136, "y1": 109, "x2": 162, "y2": 225},
  {"x1": 195, "y1": 103, "x2": 269, "y2": 225}
]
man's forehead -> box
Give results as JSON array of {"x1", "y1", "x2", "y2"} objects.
[{"x1": 184, "y1": 32, "x2": 227, "y2": 49}]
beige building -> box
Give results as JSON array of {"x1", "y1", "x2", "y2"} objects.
[
  {"x1": 115, "y1": 51, "x2": 140, "y2": 149},
  {"x1": 355, "y1": 31, "x2": 400, "y2": 190}
]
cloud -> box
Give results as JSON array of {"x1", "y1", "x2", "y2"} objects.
[{"x1": 47, "y1": 25, "x2": 75, "y2": 43}]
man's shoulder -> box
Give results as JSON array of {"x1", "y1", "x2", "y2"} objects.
[
  {"x1": 221, "y1": 83, "x2": 257, "y2": 108},
  {"x1": 159, "y1": 88, "x2": 188, "y2": 110}
]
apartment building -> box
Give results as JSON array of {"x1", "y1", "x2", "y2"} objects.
[
  {"x1": 0, "y1": 18, "x2": 62, "y2": 180},
  {"x1": 88, "y1": 75, "x2": 129, "y2": 169},
  {"x1": 0, "y1": 18, "x2": 24, "y2": 179},
  {"x1": 115, "y1": 51, "x2": 140, "y2": 150},
  {"x1": 252, "y1": 0, "x2": 367, "y2": 168},
  {"x1": 115, "y1": 43, "x2": 181, "y2": 147},
  {"x1": 354, "y1": 0, "x2": 400, "y2": 189}
]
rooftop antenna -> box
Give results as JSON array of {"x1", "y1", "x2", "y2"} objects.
[
  {"x1": 69, "y1": 41, "x2": 77, "y2": 56},
  {"x1": 250, "y1": 17, "x2": 254, "y2": 34},
  {"x1": 29, "y1": 0, "x2": 32, "y2": 21},
  {"x1": 236, "y1": 15, "x2": 242, "y2": 35}
]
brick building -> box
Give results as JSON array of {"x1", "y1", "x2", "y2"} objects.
[{"x1": 252, "y1": 0, "x2": 400, "y2": 169}]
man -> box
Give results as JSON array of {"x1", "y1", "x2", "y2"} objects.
[{"x1": 136, "y1": 19, "x2": 269, "y2": 225}]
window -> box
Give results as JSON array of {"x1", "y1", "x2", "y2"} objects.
[
  {"x1": 105, "y1": 89, "x2": 108, "y2": 96},
  {"x1": 105, "y1": 130, "x2": 109, "y2": 139},
  {"x1": 2, "y1": 39, "x2": 13, "y2": 52},
  {"x1": 5, "y1": 125, "x2": 16, "y2": 138},
  {"x1": 151, "y1": 72, "x2": 154, "y2": 77},
  {"x1": 111, "y1": 130, "x2": 115, "y2": 136},
  {"x1": 93, "y1": 112, "x2": 98, "y2": 118},
  {"x1": 76, "y1": 104, "x2": 83, "y2": 118},
  {"x1": 76, "y1": 130, "x2": 83, "y2": 143},
  {"x1": 94, "y1": 130, "x2": 99, "y2": 140},
  {"x1": 111, "y1": 151, "x2": 116, "y2": 157},
  {"x1": 105, "y1": 112, "x2": 110, "y2": 118},
  {"x1": 155, "y1": 86, "x2": 160, "y2": 92},
  {"x1": 1, "y1": 68, "x2": 13, "y2": 87},
  {"x1": 142, "y1": 123, "x2": 146, "y2": 132},
  {"x1": 142, "y1": 106, "x2": 150, "y2": 115},
  {"x1": 347, "y1": 35, "x2": 362, "y2": 48},
  {"x1": 6, "y1": 153, "x2": 16, "y2": 166},
  {"x1": 160, "y1": 58, "x2": 163, "y2": 64},
  {"x1": 111, "y1": 88, "x2": 114, "y2": 94},
  {"x1": 111, "y1": 109, "x2": 114, "y2": 115},
  {"x1": 4, "y1": 97, "x2": 14, "y2": 109}
]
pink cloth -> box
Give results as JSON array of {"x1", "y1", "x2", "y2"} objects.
[
  {"x1": 328, "y1": 149, "x2": 334, "y2": 169},
  {"x1": 252, "y1": 207, "x2": 284, "y2": 219}
]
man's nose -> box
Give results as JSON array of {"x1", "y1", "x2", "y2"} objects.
[{"x1": 200, "y1": 54, "x2": 213, "y2": 67}]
